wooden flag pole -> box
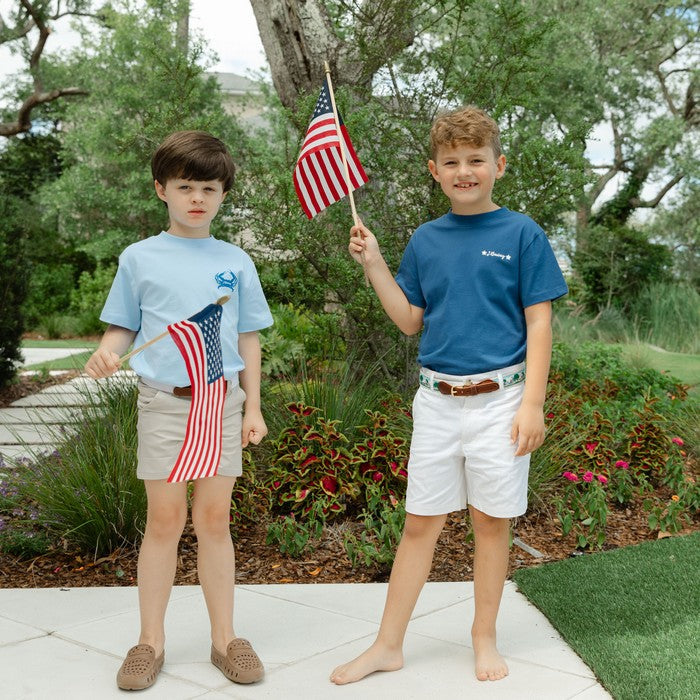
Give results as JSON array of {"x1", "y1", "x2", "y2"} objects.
[
  {"x1": 117, "y1": 295, "x2": 230, "y2": 365},
  {"x1": 324, "y1": 61, "x2": 369, "y2": 285}
]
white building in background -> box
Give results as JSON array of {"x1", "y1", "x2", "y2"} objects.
[{"x1": 207, "y1": 72, "x2": 266, "y2": 126}]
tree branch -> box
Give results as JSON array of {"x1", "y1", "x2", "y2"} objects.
[
  {"x1": 629, "y1": 173, "x2": 684, "y2": 208},
  {"x1": 1, "y1": 0, "x2": 92, "y2": 137},
  {"x1": 0, "y1": 87, "x2": 88, "y2": 137}
]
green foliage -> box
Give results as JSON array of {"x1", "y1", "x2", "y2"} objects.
[
  {"x1": 344, "y1": 497, "x2": 406, "y2": 569},
  {"x1": 631, "y1": 282, "x2": 700, "y2": 354},
  {"x1": 23, "y1": 263, "x2": 75, "y2": 328},
  {"x1": 260, "y1": 303, "x2": 343, "y2": 377},
  {"x1": 8, "y1": 379, "x2": 146, "y2": 556},
  {"x1": 265, "y1": 403, "x2": 358, "y2": 521},
  {"x1": 68, "y1": 263, "x2": 118, "y2": 334},
  {"x1": 266, "y1": 509, "x2": 325, "y2": 558},
  {"x1": 40, "y1": 0, "x2": 239, "y2": 263},
  {"x1": 574, "y1": 225, "x2": 673, "y2": 312},
  {"x1": 0, "y1": 221, "x2": 27, "y2": 388}
]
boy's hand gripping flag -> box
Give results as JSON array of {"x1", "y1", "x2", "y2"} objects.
[
  {"x1": 166, "y1": 303, "x2": 227, "y2": 483},
  {"x1": 293, "y1": 77, "x2": 368, "y2": 219}
]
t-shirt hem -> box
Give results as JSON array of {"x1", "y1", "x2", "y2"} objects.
[{"x1": 522, "y1": 286, "x2": 568, "y2": 308}]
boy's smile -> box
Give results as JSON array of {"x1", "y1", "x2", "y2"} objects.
[
  {"x1": 155, "y1": 178, "x2": 227, "y2": 237},
  {"x1": 428, "y1": 144, "x2": 506, "y2": 215}
]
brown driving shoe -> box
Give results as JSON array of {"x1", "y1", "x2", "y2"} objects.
[
  {"x1": 116, "y1": 644, "x2": 164, "y2": 690},
  {"x1": 211, "y1": 638, "x2": 264, "y2": 684}
]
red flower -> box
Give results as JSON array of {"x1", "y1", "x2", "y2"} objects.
[
  {"x1": 582, "y1": 471, "x2": 594, "y2": 482},
  {"x1": 563, "y1": 471, "x2": 579, "y2": 482},
  {"x1": 672, "y1": 437, "x2": 684, "y2": 446},
  {"x1": 546, "y1": 412, "x2": 555, "y2": 419},
  {"x1": 597, "y1": 474, "x2": 608, "y2": 484}
]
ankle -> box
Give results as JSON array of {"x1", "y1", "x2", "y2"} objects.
[{"x1": 138, "y1": 634, "x2": 165, "y2": 654}]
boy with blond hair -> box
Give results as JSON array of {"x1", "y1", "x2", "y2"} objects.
[
  {"x1": 331, "y1": 106, "x2": 567, "y2": 684},
  {"x1": 85, "y1": 131, "x2": 272, "y2": 690}
]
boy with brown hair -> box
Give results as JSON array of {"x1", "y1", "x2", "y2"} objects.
[
  {"x1": 85, "y1": 131, "x2": 272, "y2": 690},
  {"x1": 331, "y1": 106, "x2": 567, "y2": 684}
]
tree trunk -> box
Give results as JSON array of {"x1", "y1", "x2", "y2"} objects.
[{"x1": 248, "y1": 0, "x2": 417, "y2": 110}]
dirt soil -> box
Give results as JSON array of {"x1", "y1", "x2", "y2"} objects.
[{"x1": 1, "y1": 373, "x2": 698, "y2": 588}]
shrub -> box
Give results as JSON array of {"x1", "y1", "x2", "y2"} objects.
[
  {"x1": 265, "y1": 403, "x2": 359, "y2": 522},
  {"x1": 0, "y1": 224, "x2": 28, "y2": 389},
  {"x1": 69, "y1": 263, "x2": 117, "y2": 335},
  {"x1": 22, "y1": 262, "x2": 76, "y2": 328},
  {"x1": 9, "y1": 377, "x2": 146, "y2": 556}
]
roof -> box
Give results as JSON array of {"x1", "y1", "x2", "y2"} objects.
[{"x1": 207, "y1": 72, "x2": 261, "y2": 95}]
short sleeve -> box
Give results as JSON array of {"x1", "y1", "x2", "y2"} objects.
[
  {"x1": 395, "y1": 238, "x2": 426, "y2": 308},
  {"x1": 237, "y1": 255, "x2": 273, "y2": 332},
  {"x1": 100, "y1": 254, "x2": 142, "y2": 331},
  {"x1": 519, "y1": 228, "x2": 568, "y2": 308}
]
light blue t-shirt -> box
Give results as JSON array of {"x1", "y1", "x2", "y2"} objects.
[
  {"x1": 101, "y1": 232, "x2": 273, "y2": 385},
  {"x1": 395, "y1": 207, "x2": 568, "y2": 375}
]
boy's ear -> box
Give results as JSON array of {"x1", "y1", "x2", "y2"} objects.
[
  {"x1": 154, "y1": 180, "x2": 167, "y2": 201},
  {"x1": 495, "y1": 154, "x2": 507, "y2": 179},
  {"x1": 427, "y1": 159, "x2": 439, "y2": 181}
]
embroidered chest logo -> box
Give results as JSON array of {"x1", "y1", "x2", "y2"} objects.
[
  {"x1": 482, "y1": 250, "x2": 512, "y2": 262},
  {"x1": 215, "y1": 270, "x2": 238, "y2": 292}
]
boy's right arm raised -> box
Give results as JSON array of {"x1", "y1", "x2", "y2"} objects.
[
  {"x1": 84, "y1": 324, "x2": 137, "y2": 379},
  {"x1": 350, "y1": 222, "x2": 423, "y2": 336}
]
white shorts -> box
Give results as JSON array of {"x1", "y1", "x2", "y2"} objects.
[
  {"x1": 405, "y1": 363, "x2": 529, "y2": 518},
  {"x1": 136, "y1": 380, "x2": 246, "y2": 481}
]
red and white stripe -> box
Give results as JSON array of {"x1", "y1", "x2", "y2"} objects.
[
  {"x1": 166, "y1": 320, "x2": 226, "y2": 483},
  {"x1": 293, "y1": 117, "x2": 368, "y2": 219}
]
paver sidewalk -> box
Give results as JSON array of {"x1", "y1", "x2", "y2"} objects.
[{"x1": 0, "y1": 582, "x2": 610, "y2": 700}]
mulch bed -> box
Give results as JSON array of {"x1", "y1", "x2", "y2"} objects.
[
  {"x1": 0, "y1": 371, "x2": 81, "y2": 408},
  {"x1": 1, "y1": 371, "x2": 698, "y2": 588},
  {"x1": 2, "y1": 498, "x2": 697, "y2": 589}
]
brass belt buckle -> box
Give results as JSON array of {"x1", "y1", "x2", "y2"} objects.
[{"x1": 451, "y1": 380, "x2": 473, "y2": 396}]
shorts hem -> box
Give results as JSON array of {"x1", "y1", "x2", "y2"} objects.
[{"x1": 467, "y1": 499, "x2": 527, "y2": 519}]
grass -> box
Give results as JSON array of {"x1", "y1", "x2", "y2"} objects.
[
  {"x1": 4, "y1": 377, "x2": 146, "y2": 556},
  {"x1": 512, "y1": 533, "x2": 700, "y2": 700},
  {"x1": 19, "y1": 339, "x2": 99, "y2": 372},
  {"x1": 620, "y1": 344, "x2": 700, "y2": 393}
]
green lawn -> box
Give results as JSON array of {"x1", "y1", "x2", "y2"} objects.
[
  {"x1": 512, "y1": 533, "x2": 700, "y2": 700},
  {"x1": 22, "y1": 339, "x2": 99, "y2": 349},
  {"x1": 621, "y1": 344, "x2": 700, "y2": 392},
  {"x1": 20, "y1": 340, "x2": 100, "y2": 372}
]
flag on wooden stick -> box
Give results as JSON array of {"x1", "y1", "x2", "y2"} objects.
[
  {"x1": 293, "y1": 78, "x2": 368, "y2": 219},
  {"x1": 166, "y1": 303, "x2": 226, "y2": 483}
]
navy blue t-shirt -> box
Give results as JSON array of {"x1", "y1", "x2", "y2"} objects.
[{"x1": 395, "y1": 207, "x2": 568, "y2": 375}]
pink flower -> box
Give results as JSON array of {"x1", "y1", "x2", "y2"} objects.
[
  {"x1": 582, "y1": 471, "x2": 594, "y2": 483},
  {"x1": 672, "y1": 437, "x2": 684, "y2": 446},
  {"x1": 615, "y1": 460, "x2": 629, "y2": 469},
  {"x1": 584, "y1": 442, "x2": 598, "y2": 456},
  {"x1": 563, "y1": 471, "x2": 579, "y2": 482},
  {"x1": 597, "y1": 475, "x2": 608, "y2": 484}
]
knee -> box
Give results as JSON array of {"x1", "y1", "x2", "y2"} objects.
[
  {"x1": 402, "y1": 513, "x2": 447, "y2": 542},
  {"x1": 192, "y1": 503, "x2": 232, "y2": 540},
  {"x1": 145, "y1": 503, "x2": 187, "y2": 540},
  {"x1": 470, "y1": 509, "x2": 509, "y2": 539}
]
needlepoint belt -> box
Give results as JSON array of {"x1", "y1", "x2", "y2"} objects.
[
  {"x1": 173, "y1": 380, "x2": 228, "y2": 398},
  {"x1": 419, "y1": 368, "x2": 525, "y2": 397}
]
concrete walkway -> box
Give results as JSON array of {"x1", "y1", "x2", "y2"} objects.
[{"x1": 0, "y1": 350, "x2": 611, "y2": 699}]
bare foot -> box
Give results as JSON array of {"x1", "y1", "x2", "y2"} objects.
[
  {"x1": 472, "y1": 634, "x2": 509, "y2": 681},
  {"x1": 330, "y1": 642, "x2": 403, "y2": 685}
]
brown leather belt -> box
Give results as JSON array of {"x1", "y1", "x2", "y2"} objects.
[
  {"x1": 172, "y1": 380, "x2": 228, "y2": 398},
  {"x1": 436, "y1": 378, "x2": 500, "y2": 397}
]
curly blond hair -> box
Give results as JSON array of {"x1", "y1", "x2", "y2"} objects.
[{"x1": 429, "y1": 106, "x2": 502, "y2": 159}]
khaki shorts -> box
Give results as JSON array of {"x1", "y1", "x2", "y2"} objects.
[
  {"x1": 136, "y1": 380, "x2": 246, "y2": 481},
  {"x1": 406, "y1": 363, "x2": 530, "y2": 518}
]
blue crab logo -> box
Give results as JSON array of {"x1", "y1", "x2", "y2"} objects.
[{"x1": 215, "y1": 270, "x2": 238, "y2": 292}]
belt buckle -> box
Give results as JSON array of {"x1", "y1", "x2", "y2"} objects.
[{"x1": 451, "y1": 379, "x2": 473, "y2": 396}]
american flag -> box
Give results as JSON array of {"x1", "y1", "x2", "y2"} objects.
[
  {"x1": 293, "y1": 78, "x2": 368, "y2": 219},
  {"x1": 166, "y1": 303, "x2": 226, "y2": 482}
]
